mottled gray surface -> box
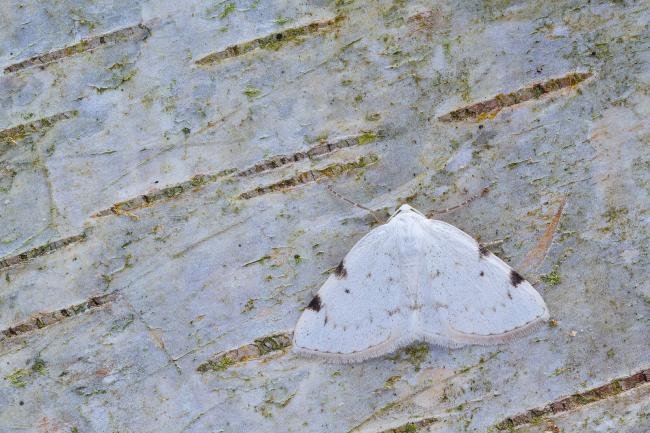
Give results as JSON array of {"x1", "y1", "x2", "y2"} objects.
[{"x1": 1, "y1": 0, "x2": 648, "y2": 432}]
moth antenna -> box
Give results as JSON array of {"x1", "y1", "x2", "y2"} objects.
[
  {"x1": 325, "y1": 184, "x2": 382, "y2": 224},
  {"x1": 426, "y1": 184, "x2": 492, "y2": 218},
  {"x1": 519, "y1": 197, "x2": 567, "y2": 273}
]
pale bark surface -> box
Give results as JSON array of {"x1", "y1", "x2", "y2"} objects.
[{"x1": 1, "y1": 1, "x2": 648, "y2": 432}]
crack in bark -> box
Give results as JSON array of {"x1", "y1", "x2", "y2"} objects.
[
  {"x1": 377, "y1": 417, "x2": 439, "y2": 433},
  {"x1": 0, "y1": 231, "x2": 87, "y2": 270},
  {"x1": 0, "y1": 292, "x2": 117, "y2": 341},
  {"x1": 237, "y1": 131, "x2": 381, "y2": 177},
  {"x1": 4, "y1": 24, "x2": 150, "y2": 74},
  {"x1": 439, "y1": 72, "x2": 592, "y2": 122},
  {"x1": 494, "y1": 368, "x2": 650, "y2": 430},
  {"x1": 239, "y1": 154, "x2": 379, "y2": 200},
  {"x1": 92, "y1": 169, "x2": 235, "y2": 217},
  {"x1": 197, "y1": 331, "x2": 293, "y2": 373},
  {"x1": 0, "y1": 111, "x2": 78, "y2": 148},
  {"x1": 94, "y1": 130, "x2": 381, "y2": 217},
  {"x1": 195, "y1": 16, "x2": 343, "y2": 65}
]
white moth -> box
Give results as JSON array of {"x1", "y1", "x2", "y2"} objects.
[{"x1": 293, "y1": 204, "x2": 550, "y2": 363}]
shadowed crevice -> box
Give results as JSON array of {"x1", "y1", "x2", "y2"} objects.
[
  {"x1": 0, "y1": 292, "x2": 117, "y2": 341},
  {"x1": 377, "y1": 417, "x2": 439, "y2": 433},
  {"x1": 93, "y1": 130, "x2": 382, "y2": 217},
  {"x1": 0, "y1": 111, "x2": 78, "y2": 148},
  {"x1": 439, "y1": 72, "x2": 592, "y2": 122},
  {"x1": 238, "y1": 154, "x2": 379, "y2": 200},
  {"x1": 494, "y1": 368, "x2": 650, "y2": 430},
  {"x1": 0, "y1": 232, "x2": 87, "y2": 271},
  {"x1": 195, "y1": 16, "x2": 343, "y2": 65},
  {"x1": 92, "y1": 169, "x2": 236, "y2": 218},
  {"x1": 4, "y1": 24, "x2": 150, "y2": 74},
  {"x1": 197, "y1": 332, "x2": 293, "y2": 372},
  {"x1": 237, "y1": 131, "x2": 381, "y2": 177}
]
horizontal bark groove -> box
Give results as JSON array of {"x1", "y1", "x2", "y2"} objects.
[
  {"x1": 94, "y1": 130, "x2": 381, "y2": 218},
  {"x1": 494, "y1": 367, "x2": 650, "y2": 430},
  {"x1": 4, "y1": 24, "x2": 150, "y2": 74},
  {"x1": 238, "y1": 131, "x2": 381, "y2": 177},
  {"x1": 439, "y1": 72, "x2": 592, "y2": 122},
  {"x1": 0, "y1": 111, "x2": 78, "y2": 147},
  {"x1": 238, "y1": 154, "x2": 380, "y2": 200},
  {"x1": 0, "y1": 232, "x2": 87, "y2": 271},
  {"x1": 197, "y1": 331, "x2": 293, "y2": 372},
  {"x1": 195, "y1": 16, "x2": 343, "y2": 65},
  {"x1": 377, "y1": 417, "x2": 439, "y2": 433},
  {"x1": 92, "y1": 169, "x2": 236, "y2": 218},
  {"x1": 0, "y1": 292, "x2": 117, "y2": 341}
]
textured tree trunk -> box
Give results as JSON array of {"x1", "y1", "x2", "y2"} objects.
[{"x1": 1, "y1": 1, "x2": 648, "y2": 432}]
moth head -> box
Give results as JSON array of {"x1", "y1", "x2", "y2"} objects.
[{"x1": 388, "y1": 204, "x2": 425, "y2": 221}]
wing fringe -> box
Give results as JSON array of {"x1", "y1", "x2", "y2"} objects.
[
  {"x1": 446, "y1": 311, "x2": 549, "y2": 346},
  {"x1": 292, "y1": 334, "x2": 412, "y2": 364},
  {"x1": 418, "y1": 333, "x2": 468, "y2": 349},
  {"x1": 293, "y1": 313, "x2": 549, "y2": 362}
]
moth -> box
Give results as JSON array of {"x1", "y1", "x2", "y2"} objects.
[{"x1": 293, "y1": 204, "x2": 549, "y2": 362}]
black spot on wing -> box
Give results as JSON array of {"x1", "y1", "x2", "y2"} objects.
[
  {"x1": 334, "y1": 260, "x2": 347, "y2": 279},
  {"x1": 510, "y1": 270, "x2": 524, "y2": 287},
  {"x1": 344, "y1": 289, "x2": 350, "y2": 293},
  {"x1": 480, "y1": 271, "x2": 484, "y2": 277},
  {"x1": 307, "y1": 294, "x2": 322, "y2": 312},
  {"x1": 478, "y1": 244, "x2": 490, "y2": 259}
]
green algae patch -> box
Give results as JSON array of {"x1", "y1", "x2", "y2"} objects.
[
  {"x1": 540, "y1": 269, "x2": 561, "y2": 286},
  {"x1": 243, "y1": 86, "x2": 262, "y2": 99},
  {"x1": 384, "y1": 375, "x2": 401, "y2": 389},
  {"x1": 219, "y1": 2, "x2": 236, "y2": 19},
  {"x1": 404, "y1": 342, "x2": 429, "y2": 366},
  {"x1": 31, "y1": 357, "x2": 47, "y2": 375},
  {"x1": 357, "y1": 131, "x2": 378, "y2": 145},
  {"x1": 5, "y1": 369, "x2": 28, "y2": 388},
  {"x1": 389, "y1": 342, "x2": 429, "y2": 371},
  {"x1": 254, "y1": 333, "x2": 292, "y2": 355},
  {"x1": 198, "y1": 356, "x2": 235, "y2": 372},
  {"x1": 5, "y1": 357, "x2": 47, "y2": 388}
]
